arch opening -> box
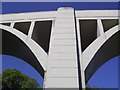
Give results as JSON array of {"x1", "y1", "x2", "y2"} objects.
[
  {"x1": 14, "y1": 22, "x2": 31, "y2": 35},
  {"x1": 102, "y1": 19, "x2": 119, "y2": 32},
  {"x1": 79, "y1": 20, "x2": 97, "y2": 52},
  {"x1": 1, "y1": 23, "x2": 11, "y2": 26},
  {"x1": 1, "y1": 54, "x2": 44, "y2": 87},
  {"x1": 87, "y1": 56, "x2": 119, "y2": 88},
  {"x1": 32, "y1": 20, "x2": 52, "y2": 53},
  {"x1": 85, "y1": 31, "x2": 120, "y2": 83}
]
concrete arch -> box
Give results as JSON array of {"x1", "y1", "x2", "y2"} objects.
[
  {"x1": 85, "y1": 30, "x2": 120, "y2": 83},
  {"x1": 83, "y1": 25, "x2": 119, "y2": 70},
  {"x1": 0, "y1": 25, "x2": 48, "y2": 78},
  {"x1": 0, "y1": 25, "x2": 47, "y2": 70},
  {"x1": 79, "y1": 21, "x2": 119, "y2": 85}
]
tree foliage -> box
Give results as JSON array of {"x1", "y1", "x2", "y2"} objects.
[{"x1": 2, "y1": 69, "x2": 40, "y2": 89}]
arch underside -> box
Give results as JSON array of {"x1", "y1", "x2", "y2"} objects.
[
  {"x1": 85, "y1": 31, "x2": 120, "y2": 83},
  {"x1": 0, "y1": 30, "x2": 44, "y2": 78}
]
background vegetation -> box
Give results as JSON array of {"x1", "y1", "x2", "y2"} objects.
[{"x1": 1, "y1": 69, "x2": 41, "y2": 89}]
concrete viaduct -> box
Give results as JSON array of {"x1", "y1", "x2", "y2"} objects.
[{"x1": 0, "y1": 7, "x2": 119, "y2": 89}]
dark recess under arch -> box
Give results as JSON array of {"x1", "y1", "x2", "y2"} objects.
[{"x1": 0, "y1": 30, "x2": 44, "y2": 78}]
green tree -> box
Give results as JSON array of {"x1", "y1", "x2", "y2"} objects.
[{"x1": 2, "y1": 69, "x2": 40, "y2": 89}]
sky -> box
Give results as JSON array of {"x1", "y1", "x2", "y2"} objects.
[
  {"x1": 0, "y1": 2, "x2": 120, "y2": 88},
  {"x1": 1, "y1": 2, "x2": 119, "y2": 14},
  {"x1": 1, "y1": 0, "x2": 120, "y2": 2},
  {"x1": 87, "y1": 56, "x2": 119, "y2": 88}
]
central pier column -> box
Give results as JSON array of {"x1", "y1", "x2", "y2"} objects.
[{"x1": 44, "y1": 7, "x2": 79, "y2": 89}]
